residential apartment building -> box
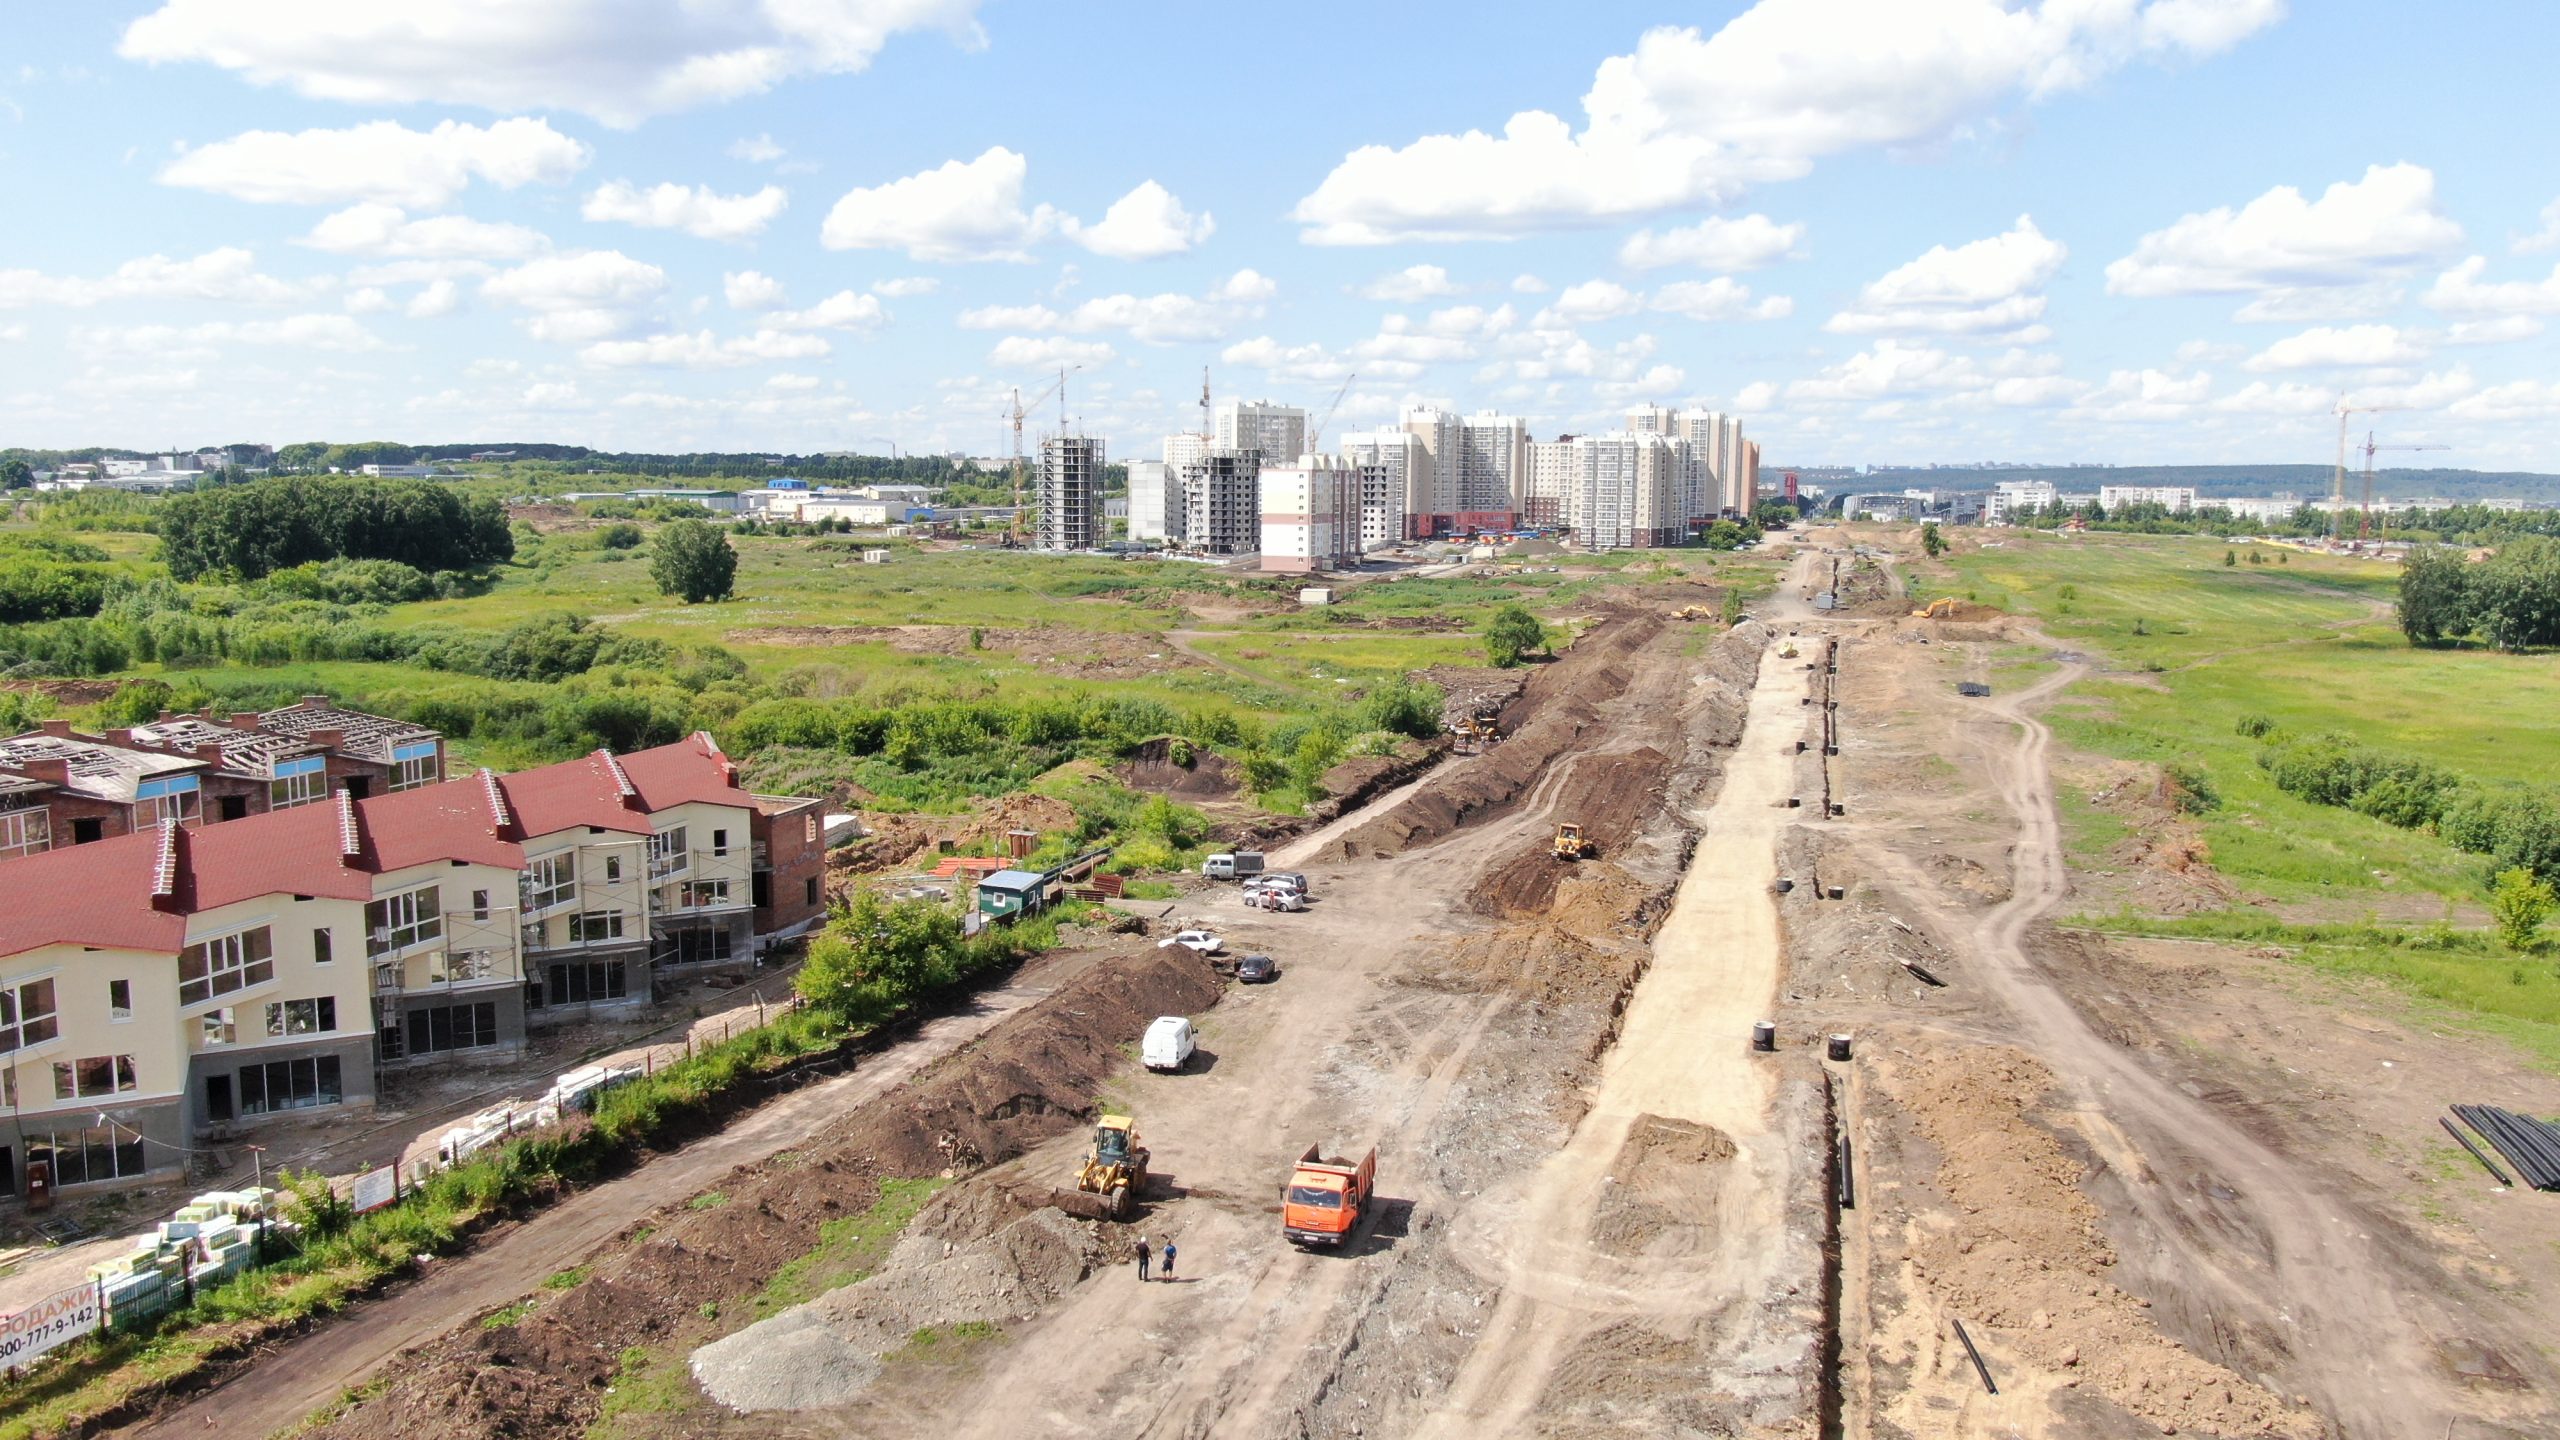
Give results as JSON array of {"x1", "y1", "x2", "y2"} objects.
[
  {"x1": 1212, "y1": 399, "x2": 1307, "y2": 465},
  {"x1": 1563, "y1": 433, "x2": 1688, "y2": 551},
  {"x1": 0, "y1": 734, "x2": 826, "y2": 1200},
  {"x1": 1397, "y1": 406, "x2": 1525, "y2": 536},
  {"x1": 1985, "y1": 480, "x2": 2059, "y2": 523},
  {"x1": 1036, "y1": 435, "x2": 1106, "y2": 551},
  {"x1": 1258, "y1": 457, "x2": 1364, "y2": 574},
  {"x1": 2097, "y1": 484, "x2": 2198, "y2": 513},
  {"x1": 1126, "y1": 460, "x2": 1183, "y2": 544},
  {"x1": 0, "y1": 699, "x2": 442, "y2": 862},
  {"x1": 1337, "y1": 429, "x2": 1427, "y2": 541},
  {"x1": 1161, "y1": 432, "x2": 1210, "y2": 471},
  {"x1": 1524, "y1": 438, "x2": 1577, "y2": 528},
  {"x1": 1180, "y1": 450, "x2": 1261, "y2": 555}
]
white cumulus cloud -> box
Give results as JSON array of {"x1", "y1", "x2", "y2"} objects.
[
  {"x1": 1537, "y1": 279, "x2": 1644, "y2": 326},
  {"x1": 2106, "y1": 163, "x2": 2463, "y2": 296},
  {"x1": 0, "y1": 248, "x2": 311, "y2": 308},
  {"x1": 871, "y1": 276, "x2": 940, "y2": 297},
  {"x1": 300, "y1": 203, "x2": 551, "y2": 259},
  {"x1": 2243, "y1": 323, "x2": 2426, "y2": 371},
  {"x1": 580, "y1": 328, "x2": 830, "y2": 368},
  {"x1": 1618, "y1": 213, "x2": 1805, "y2": 271},
  {"x1": 582, "y1": 180, "x2": 788, "y2": 241},
  {"x1": 772, "y1": 290, "x2": 888, "y2": 331},
  {"x1": 1651, "y1": 277, "x2": 1792, "y2": 322},
  {"x1": 821, "y1": 147, "x2": 1062, "y2": 262},
  {"x1": 1067, "y1": 180, "x2": 1212, "y2": 260},
  {"x1": 2423, "y1": 256, "x2": 2560, "y2": 316},
  {"x1": 1827, "y1": 215, "x2": 2063, "y2": 337},
  {"x1": 723, "y1": 270, "x2": 787, "y2": 310},
  {"x1": 158, "y1": 117, "x2": 588, "y2": 207},
  {"x1": 1292, "y1": 1, "x2": 2280, "y2": 243},
  {"x1": 406, "y1": 279, "x2": 461, "y2": 318},
  {"x1": 989, "y1": 335, "x2": 1115, "y2": 370},
  {"x1": 119, "y1": 0, "x2": 987, "y2": 128},
  {"x1": 1358, "y1": 265, "x2": 1461, "y2": 302}
]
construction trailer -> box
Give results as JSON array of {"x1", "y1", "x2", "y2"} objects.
[{"x1": 975, "y1": 868, "x2": 1053, "y2": 919}]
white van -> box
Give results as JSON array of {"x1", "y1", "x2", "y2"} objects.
[
  {"x1": 1142, "y1": 1016, "x2": 1197, "y2": 1072},
  {"x1": 1201, "y1": 851, "x2": 1266, "y2": 881}
]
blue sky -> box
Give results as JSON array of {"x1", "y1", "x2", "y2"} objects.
[{"x1": 3, "y1": 1, "x2": 2557, "y2": 469}]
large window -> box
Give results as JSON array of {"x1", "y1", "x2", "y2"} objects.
[
  {"x1": 52, "y1": 1054, "x2": 138, "y2": 1100},
  {"x1": 432, "y1": 949, "x2": 498, "y2": 984},
  {"x1": 404, "y1": 1001, "x2": 498, "y2": 1055},
  {"x1": 655, "y1": 927, "x2": 733, "y2": 968},
  {"x1": 180, "y1": 927, "x2": 274, "y2": 1006},
  {"x1": 239, "y1": 1055, "x2": 342, "y2": 1116},
  {"x1": 28, "y1": 1126, "x2": 147, "y2": 1186},
  {"x1": 264, "y1": 997, "x2": 338, "y2": 1038},
  {"x1": 269, "y1": 755, "x2": 327, "y2": 810},
  {"x1": 1, "y1": 977, "x2": 59, "y2": 1054},
  {"x1": 542, "y1": 960, "x2": 628, "y2": 1007},
  {"x1": 649, "y1": 826, "x2": 689, "y2": 877},
  {"x1": 523, "y1": 853, "x2": 575, "y2": 913},
  {"x1": 391, "y1": 740, "x2": 439, "y2": 791},
  {"x1": 200, "y1": 1008, "x2": 236, "y2": 1046},
  {"x1": 569, "y1": 911, "x2": 626, "y2": 944},
  {"x1": 0, "y1": 806, "x2": 48, "y2": 861},
  {"x1": 678, "y1": 878, "x2": 733, "y2": 909},
  {"x1": 136, "y1": 774, "x2": 200, "y2": 826},
  {"x1": 366, "y1": 885, "x2": 441, "y2": 956}
]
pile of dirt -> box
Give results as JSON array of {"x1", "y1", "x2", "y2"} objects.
[
  {"x1": 1468, "y1": 747, "x2": 1673, "y2": 918},
  {"x1": 1414, "y1": 664, "x2": 1529, "y2": 728},
  {"x1": 314, "y1": 944, "x2": 1226, "y2": 1440},
  {"x1": 829, "y1": 792, "x2": 1084, "y2": 877},
  {"x1": 1113, "y1": 736, "x2": 1242, "y2": 800},
  {"x1": 2078, "y1": 759, "x2": 2242, "y2": 915},
  {"x1": 1876, "y1": 1041, "x2": 2317, "y2": 1439},
  {"x1": 1308, "y1": 738, "x2": 1447, "y2": 822},
  {"x1": 1588, "y1": 1115, "x2": 1736, "y2": 1257},
  {"x1": 692, "y1": 1195, "x2": 1112, "y2": 1412}
]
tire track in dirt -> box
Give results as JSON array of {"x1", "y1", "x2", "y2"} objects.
[{"x1": 1916, "y1": 649, "x2": 2451, "y2": 1438}]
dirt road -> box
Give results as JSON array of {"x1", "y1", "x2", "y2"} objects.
[
  {"x1": 1930, "y1": 654, "x2": 2451, "y2": 1437},
  {"x1": 1412, "y1": 622, "x2": 1797, "y2": 1436},
  {"x1": 125, "y1": 980, "x2": 1061, "y2": 1440}
]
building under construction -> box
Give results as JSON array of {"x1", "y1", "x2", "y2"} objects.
[
  {"x1": 1182, "y1": 450, "x2": 1260, "y2": 555},
  {"x1": 1037, "y1": 435, "x2": 1105, "y2": 551}
]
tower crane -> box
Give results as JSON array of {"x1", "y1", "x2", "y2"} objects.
[
  {"x1": 2330, "y1": 396, "x2": 2398, "y2": 544},
  {"x1": 2354, "y1": 433, "x2": 2450, "y2": 542},
  {"x1": 1003, "y1": 367, "x2": 1076, "y2": 544},
  {"x1": 1307, "y1": 373, "x2": 1357, "y2": 454}
]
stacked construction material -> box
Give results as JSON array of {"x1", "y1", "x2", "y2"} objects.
[
  {"x1": 2452, "y1": 1105, "x2": 2560, "y2": 1191},
  {"x1": 89, "y1": 1186, "x2": 290, "y2": 1328}
]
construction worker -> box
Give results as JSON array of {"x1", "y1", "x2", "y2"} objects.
[
  {"x1": 1135, "y1": 1236, "x2": 1153, "y2": 1282},
  {"x1": 1161, "y1": 1239, "x2": 1177, "y2": 1279}
]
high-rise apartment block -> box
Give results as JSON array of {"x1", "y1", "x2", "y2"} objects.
[
  {"x1": 1127, "y1": 460, "x2": 1183, "y2": 543},
  {"x1": 1162, "y1": 432, "x2": 1210, "y2": 470},
  {"x1": 1258, "y1": 457, "x2": 1359, "y2": 573},
  {"x1": 1337, "y1": 429, "x2": 1427, "y2": 542},
  {"x1": 1212, "y1": 399, "x2": 1306, "y2": 464},
  {"x1": 1036, "y1": 435, "x2": 1105, "y2": 551},
  {"x1": 1181, "y1": 451, "x2": 1261, "y2": 555},
  {"x1": 1524, "y1": 439, "x2": 1577, "y2": 527},
  {"x1": 1396, "y1": 406, "x2": 1525, "y2": 536}
]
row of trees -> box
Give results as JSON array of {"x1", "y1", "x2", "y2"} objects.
[
  {"x1": 2396, "y1": 538, "x2": 2560, "y2": 650},
  {"x1": 2255, "y1": 728, "x2": 2560, "y2": 883},
  {"x1": 159, "y1": 476, "x2": 513, "y2": 581}
]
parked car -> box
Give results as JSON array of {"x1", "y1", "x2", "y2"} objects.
[
  {"x1": 1158, "y1": 929, "x2": 1224, "y2": 954},
  {"x1": 1142, "y1": 1015, "x2": 1197, "y2": 1071},
  {"x1": 1234, "y1": 954, "x2": 1278, "y2": 984},
  {"x1": 1245, "y1": 887, "x2": 1304, "y2": 912},
  {"x1": 1254, "y1": 872, "x2": 1311, "y2": 897}
]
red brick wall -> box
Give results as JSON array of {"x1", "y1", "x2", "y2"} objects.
[{"x1": 752, "y1": 796, "x2": 828, "y2": 941}]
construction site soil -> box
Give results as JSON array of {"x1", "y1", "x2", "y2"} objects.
[{"x1": 131, "y1": 533, "x2": 2560, "y2": 1440}]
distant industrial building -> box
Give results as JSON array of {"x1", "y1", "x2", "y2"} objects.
[
  {"x1": 2098, "y1": 484, "x2": 2199, "y2": 513},
  {"x1": 1036, "y1": 435, "x2": 1106, "y2": 551}
]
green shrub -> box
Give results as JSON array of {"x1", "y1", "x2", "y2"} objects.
[{"x1": 2233, "y1": 714, "x2": 2275, "y2": 739}]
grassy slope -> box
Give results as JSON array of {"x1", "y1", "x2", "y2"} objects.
[{"x1": 1931, "y1": 530, "x2": 2560, "y2": 1062}]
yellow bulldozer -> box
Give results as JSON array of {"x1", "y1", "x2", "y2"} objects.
[
  {"x1": 1674, "y1": 604, "x2": 1715, "y2": 620},
  {"x1": 1552, "y1": 823, "x2": 1593, "y2": 862},
  {"x1": 1057, "y1": 1114, "x2": 1150, "y2": 1221}
]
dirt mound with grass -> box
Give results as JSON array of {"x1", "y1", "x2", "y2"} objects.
[
  {"x1": 313, "y1": 944, "x2": 1225, "y2": 1440},
  {"x1": 1114, "y1": 736, "x2": 1241, "y2": 801}
]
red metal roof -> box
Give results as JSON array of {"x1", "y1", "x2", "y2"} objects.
[
  {"x1": 616, "y1": 733, "x2": 756, "y2": 813},
  {"x1": 0, "y1": 832, "x2": 187, "y2": 958},
  {"x1": 0, "y1": 737, "x2": 768, "y2": 962},
  {"x1": 495, "y1": 750, "x2": 652, "y2": 837}
]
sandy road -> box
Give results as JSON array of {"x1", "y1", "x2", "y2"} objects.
[
  {"x1": 124, "y1": 981, "x2": 1064, "y2": 1440},
  {"x1": 1409, "y1": 603, "x2": 1800, "y2": 1437},
  {"x1": 1887, "y1": 643, "x2": 2453, "y2": 1437}
]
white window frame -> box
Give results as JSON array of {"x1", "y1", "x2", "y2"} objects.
[
  {"x1": 569, "y1": 911, "x2": 626, "y2": 944},
  {"x1": 1, "y1": 977, "x2": 60, "y2": 1053},
  {"x1": 0, "y1": 807, "x2": 49, "y2": 860},
  {"x1": 201, "y1": 1007, "x2": 236, "y2": 1046},
  {"x1": 649, "y1": 826, "x2": 689, "y2": 878},
  {"x1": 524, "y1": 852, "x2": 576, "y2": 913},
  {"x1": 269, "y1": 759, "x2": 328, "y2": 810},
  {"x1": 391, "y1": 741, "x2": 440, "y2": 792},
  {"x1": 52, "y1": 1053, "x2": 138, "y2": 1100},
  {"x1": 264, "y1": 996, "x2": 339, "y2": 1038},
  {"x1": 181, "y1": 927, "x2": 275, "y2": 1007},
  {"x1": 367, "y1": 885, "x2": 442, "y2": 957}
]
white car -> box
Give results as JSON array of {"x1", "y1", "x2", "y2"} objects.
[
  {"x1": 1244, "y1": 887, "x2": 1304, "y2": 912},
  {"x1": 1158, "y1": 929, "x2": 1224, "y2": 954}
]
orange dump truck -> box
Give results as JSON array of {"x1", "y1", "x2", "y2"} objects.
[{"x1": 1281, "y1": 1143, "x2": 1376, "y2": 1248}]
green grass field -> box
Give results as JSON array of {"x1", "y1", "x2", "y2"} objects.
[{"x1": 1931, "y1": 531, "x2": 2560, "y2": 1059}]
